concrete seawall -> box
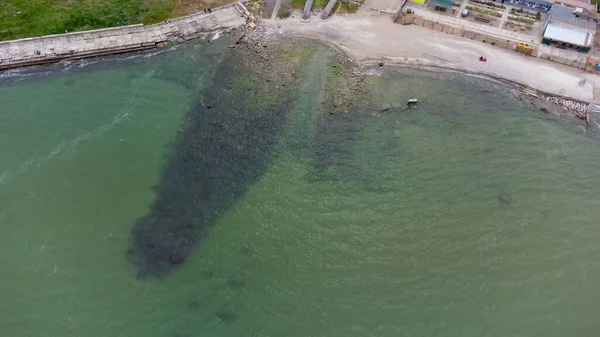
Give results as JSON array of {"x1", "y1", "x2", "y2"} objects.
[{"x1": 0, "y1": 3, "x2": 249, "y2": 70}]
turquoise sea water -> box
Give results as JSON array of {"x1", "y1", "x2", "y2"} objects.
[{"x1": 1, "y1": 38, "x2": 599, "y2": 337}]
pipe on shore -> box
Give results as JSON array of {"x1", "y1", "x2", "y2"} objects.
[
  {"x1": 302, "y1": 0, "x2": 314, "y2": 20},
  {"x1": 321, "y1": 0, "x2": 338, "y2": 19}
]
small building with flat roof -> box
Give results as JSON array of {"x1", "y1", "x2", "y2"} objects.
[
  {"x1": 552, "y1": 0, "x2": 595, "y2": 12},
  {"x1": 505, "y1": 0, "x2": 552, "y2": 13},
  {"x1": 541, "y1": 4, "x2": 597, "y2": 52},
  {"x1": 430, "y1": 0, "x2": 455, "y2": 9}
]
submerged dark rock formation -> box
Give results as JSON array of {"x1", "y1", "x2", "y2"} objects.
[
  {"x1": 214, "y1": 310, "x2": 236, "y2": 322},
  {"x1": 311, "y1": 59, "x2": 368, "y2": 179},
  {"x1": 127, "y1": 42, "x2": 301, "y2": 278},
  {"x1": 186, "y1": 300, "x2": 200, "y2": 310}
]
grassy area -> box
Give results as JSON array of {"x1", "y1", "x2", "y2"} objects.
[
  {"x1": 339, "y1": 2, "x2": 359, "y2": 13},
  {"x1": 289, "y1": 0, "x2": 331, "y2": 10},
  {"x1": 465, "y1": 5, "x2": 502, "y2": 18},
  {"x1": 278, "y1": 8, "x2": 292, "y2": 18},
  {"x1": 508, "y1": 16, "x2": 534, "y2": 25},
  {"x1": 0, "y1": 0, "x2": 176, "y2": 41},
  {"x1": 509, "y1": 8, "x2": 540, "y2": 21},
  {"x1": 290, "y1": 0, "x2": 357, "y2": 12}
]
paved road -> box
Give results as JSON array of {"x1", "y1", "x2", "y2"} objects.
[
  {"x1": 499, "y1": 5, "x2": 510, "y2": 28},
  {"x1": 456, "y1": 1, "x2": 468, "y2": 18},
  {"x1": 414, "y1": 6, "x2": 539, "y2": 44}
]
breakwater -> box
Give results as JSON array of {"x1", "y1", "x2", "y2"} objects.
[{"x1": 0, "y1": 3, "x2": 249, "y2": 70}]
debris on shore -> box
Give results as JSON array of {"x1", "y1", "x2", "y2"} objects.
[{"x1": 519, "y1": 86, "x2": 596, "y2": 131}]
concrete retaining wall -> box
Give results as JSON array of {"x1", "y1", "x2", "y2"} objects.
[
  {"x1": 0, "y1": 4, "x2": 248, "y2": 70},
  {"x1": 537, "y1": 49, "x2": 588, "y2": 69}
]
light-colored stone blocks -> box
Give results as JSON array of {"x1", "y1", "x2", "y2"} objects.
[
  {"x1": 452, "y1": 28, "x2": 464, "y2": 36},
  {"x1": 464, "y1": 31, "x2": 475, "y2": 39},
  {"x1": 474, "y1": 34, "x2": 486, "y2": 42},
  {"x1": 554, "y1": 56, "x2": 566, "y2": 64}
]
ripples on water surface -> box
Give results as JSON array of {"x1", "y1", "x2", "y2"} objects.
[{"x1": 1, "y1": 38, "x2": 599, "y2": 337}]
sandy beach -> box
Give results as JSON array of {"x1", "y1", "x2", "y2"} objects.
[{"x1": 262, "y1": 9, "x2": 600, "y2": 103}]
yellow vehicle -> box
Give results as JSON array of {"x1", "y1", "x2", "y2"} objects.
[{"x1": 516, "y1": 43, "x2": 535, "y2": 55}]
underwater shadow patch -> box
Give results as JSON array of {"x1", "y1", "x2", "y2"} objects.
[{"x1": 126, "y1": 50, "x2": 299, "y2": 279}]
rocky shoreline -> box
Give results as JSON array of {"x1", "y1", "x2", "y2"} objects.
[
  {"x1": 2, "y1": 9, "x2": 597, "y2": 133},
  {"x1": 238, "y1": 26, "x2": 600, "y2": 133},
  {"x1": 228, "y1": 27, "x2": 367, "y2": 114}
]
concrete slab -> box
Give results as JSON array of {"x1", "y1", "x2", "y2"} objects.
[
  {"x1": 442, "y1": 25, "x2": 454, "y2": 34},
  {"x1": 433, "y1": 23, "x2": 443, "y2": 31},
  {"x1": 452, "y1": 27, "x2": 464, "y2": 36},
  {"x1": 364, "y1": 0, "x2": 405, "y2": 12},
  {"x1": 554, "y1": 56, "x2": 566, "y2": 64},
  {"x1": 424, "y1": 20, "x2": 434, "y2": 29},
  {"x1": 474, "y1": 34, "x2": 486, "y2": 42},
  {"x1": 564, "y1": 58, "x2": 573, "y2": 67}
]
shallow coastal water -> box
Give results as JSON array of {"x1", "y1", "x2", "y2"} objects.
[{"x1": 1, "y1": 38, "x2": 600, "y2": 337}]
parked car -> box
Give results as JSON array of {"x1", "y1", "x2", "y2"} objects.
[{"x1": 461, "y1": 9, "x2": 470, "y2": 17}]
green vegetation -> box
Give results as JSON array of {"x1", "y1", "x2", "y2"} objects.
[
  {"x1": 508, "y1": 16, "x2": 534, "y2": 25},
  {"x1": 329, "y1": 0, "x2": 360, "y2": 13},
  {"x1": 289, "y1": 0, "x2": 331, "y2": 9},
  {"x1": 333, "y1": 0, "x2": 342, "y2": 13},
  {"x1": 0, "y1": 0, "x2": 175, "y2": 41},
  {"x1": 278, "y1": 9, "x2": 292, "y2": 18},
  {"x1": 509, "y1": 7, "x2": 539, "y2": 21},
  {"x1": 340, "y1": 2, "x2": 359, "y2": 13},
  {"x1": 469, "y1": 0, "x2": 505, "y2": 9},
  {"x1": 465, "y1": 5, "x2": 501, "y2": 18}
]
